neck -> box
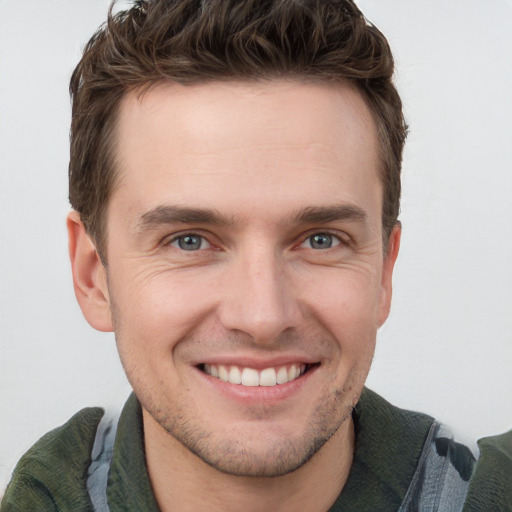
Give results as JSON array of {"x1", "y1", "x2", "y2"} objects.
[{"x1": 143, "y1": 411, "x2": 355, "y2": 512}]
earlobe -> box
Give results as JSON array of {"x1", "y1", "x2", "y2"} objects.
[
  {"x1": 67, "y1": 211, "x2": 113, "y2": 332},
  {"x1": 377, "y1": 223, "x2": 401, "y2": 327}
]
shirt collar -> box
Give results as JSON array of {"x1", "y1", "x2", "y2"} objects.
[{"x1": 107, "y1": 388, "x2": 434, "y2": 511}]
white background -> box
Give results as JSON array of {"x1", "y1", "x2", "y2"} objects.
[{"x1": 1, "y1": 0, "x2": 511, "y2": 493}]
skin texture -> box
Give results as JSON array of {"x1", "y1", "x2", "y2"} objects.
[{"x1": 68, "y1": 80, "x2": 401, "y2": 512}]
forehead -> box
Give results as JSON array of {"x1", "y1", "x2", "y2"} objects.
[{"x1": 111, "y1": 80, "x2": 381, "y2": 225}]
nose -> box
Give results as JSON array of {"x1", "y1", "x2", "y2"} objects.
[{"x1": 217, "y1": 245, "x2": 302, "y2": 345}]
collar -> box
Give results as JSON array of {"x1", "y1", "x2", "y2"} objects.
[
  {"x1": 106, "y1": 388, "x2": 434, "y2": 511},
  {"x1": 330, "y1": 388, "x2": 434, "y2": 511},
  {"x1": 107, "y1": 393, "x2": 160, "y2": 511}
]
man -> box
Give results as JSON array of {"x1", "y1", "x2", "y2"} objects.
[{"x1": 1, "y1": 0, "x2": 510, "y2": 511}]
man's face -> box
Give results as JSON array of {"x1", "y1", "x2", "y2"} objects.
[{"x1": 102, "y1": 81, "x2": 398, "y2": 477}]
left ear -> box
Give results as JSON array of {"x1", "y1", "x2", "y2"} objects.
[{"x1": 377, "y1": 223, "x2": 401, "y2": 327}]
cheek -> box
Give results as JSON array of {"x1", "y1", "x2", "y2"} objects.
[
  {"x1": 110, "y1": 265, "x2": 220, "y2": 349},
  {"x1": 300, "y1": 267, "x2": 382, "y2": 327},
  {"x1": 298, "y1": 267, "x2": 380, "y2": 367}
]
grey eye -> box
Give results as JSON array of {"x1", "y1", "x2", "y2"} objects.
[
  {"x1": 175, "y1": 234, "x2": 204, "y2": 251},
  {"x1": 308, "y1": 233, "x2": 335, "y2": 249}
]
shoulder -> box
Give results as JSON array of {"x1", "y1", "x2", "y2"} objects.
[
  {"x1": 463, "y1": 429, "x2": 512, "y2": 511},
  {"x1": 338, "y1": 388, "x2": 476, "y2": 511},
  {"x1": 1, "y1": 407, "x2": 104, "y2": 512},
  {"x1": 354, "y1": 387, "x2": 436, "y2": 456},
  {"x1": 335, "y1": 389, "x2": 436, "y2": 509}
]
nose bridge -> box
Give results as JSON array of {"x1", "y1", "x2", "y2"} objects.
[{"x1": 218, "y1": 241, "x2": 300, "y2": 343}]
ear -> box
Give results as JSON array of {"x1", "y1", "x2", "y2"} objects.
[
  {"x1": 377, "y1": 223, "x2": 401, "y2": 327},
  {"x1": 67, "y1": 211, "x2": 113, "y2": 332}
]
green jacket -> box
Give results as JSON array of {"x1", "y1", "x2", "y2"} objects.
[
  {"x1": 2, "y1": 389, "x2": 507, "y2": 511},
  {"x1": 463, "y1": 430, "x2": 512, "y2": 511}
]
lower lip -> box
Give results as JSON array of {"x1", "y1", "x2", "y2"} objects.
[{"x1": 194, "y1": 365, "x2": 319, "y2": 404}]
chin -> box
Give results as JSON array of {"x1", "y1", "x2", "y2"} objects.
[
  {"x1": 188, "y1": 431, "x2": 337, "y2": 478},
  {"x1": 146, "y1": 386, "x2": 355, "y2": 478}
]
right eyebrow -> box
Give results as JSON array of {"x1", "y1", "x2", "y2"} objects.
[{"x1": 134, "y1": 205, "x2": 238, "y2": 233}]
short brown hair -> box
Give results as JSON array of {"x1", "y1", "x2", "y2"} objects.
[{"x1": 69, "y1": 0, "x2": 407, "y2": 261}]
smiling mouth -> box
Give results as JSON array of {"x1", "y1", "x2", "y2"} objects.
[{"x1": 199, "y1": 363, "x2": 317, "y2": 387}]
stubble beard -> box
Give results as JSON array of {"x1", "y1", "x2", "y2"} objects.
[
  {"x1": 109, "y1": 292, "x2": 370, "y2": 478},
  {"x1": 138, "y1": 379, "x2": 359, "y2": 478}
]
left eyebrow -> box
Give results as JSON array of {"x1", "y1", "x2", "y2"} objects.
[{"x1": 291, "y1": 204, "x2": 368, "y2": 225}]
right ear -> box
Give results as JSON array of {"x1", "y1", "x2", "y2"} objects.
[{"x1": 67, "y1": 211, "x2": 113, "y2": 332}]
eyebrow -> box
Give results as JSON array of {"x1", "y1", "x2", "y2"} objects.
[
  {"x1": 291, "y1": 204, "x2": 367, "y2": 225},
  {"x1": 136, "y1": 205, "x2": 237, "y2": 232},
  {"x1": 135, "y1": 203, "x2": 368, "y2": 233}
]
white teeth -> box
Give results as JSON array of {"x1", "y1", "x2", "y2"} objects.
[
  {"x1": 204, "y1": 363, "x2": 309, "y2": 387},
  {"x1": 276, "y1": 366, "x2": 288, "y2": 384},
  {"x1": 241, "y1": 368, "x2": 260, "y2": 386},
  {"x1": 228, "y1": 366, "x2": 242, "y2": 384},
  {"x1": 218, "y1": 365, "x2": 229, "y2": 382},
  {"x1": 259, "y1": 368, "x2": 277, "y2": 386}
]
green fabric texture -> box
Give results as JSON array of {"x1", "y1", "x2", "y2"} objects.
[
  {"x1": 462, "y1": 429, "x2": 512, "y2": 512},
  {"x1": 1, "y1": 407, "x2": 103, "y2": 511},
  {"x1": 0, "y1": 389, "x2": 446, "y2": 511},
  {"x1": 330, "y1": 388, "x2": 434, "y2": 511}
]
